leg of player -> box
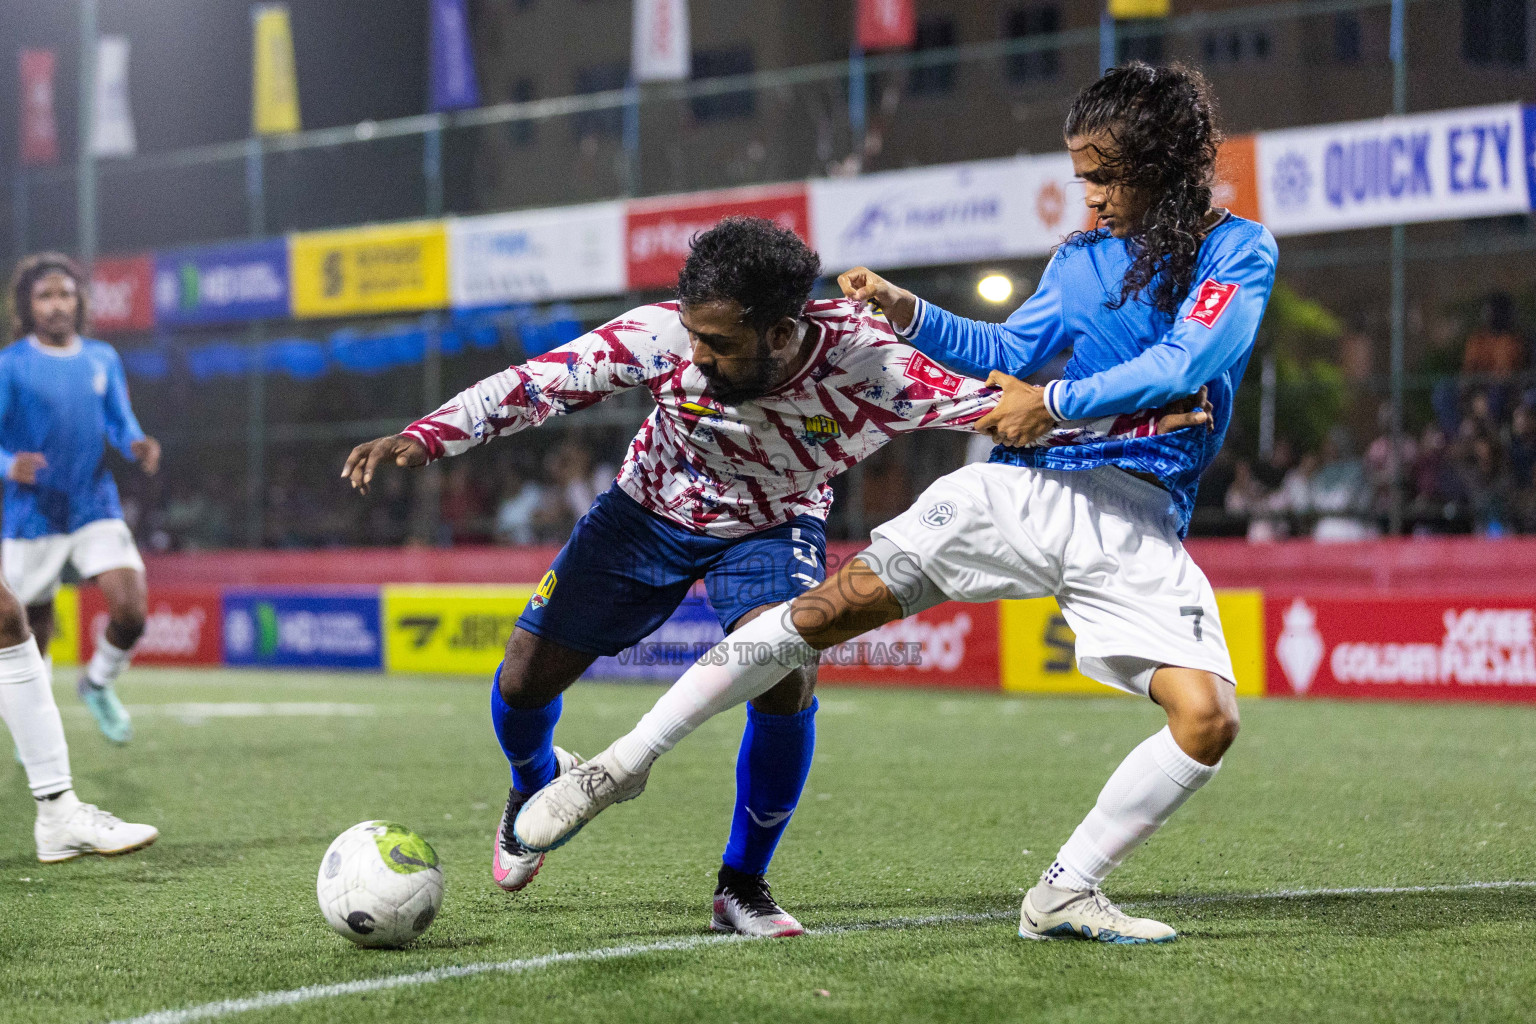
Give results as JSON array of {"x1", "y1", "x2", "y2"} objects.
[
  {"x1": 0, "y1": 583, "x2": 157, "y2": 862},
  {"x1": 712, "y1": 605, "x2": 818, "y2": 939},
  {"x1": 1020, "y1": 667, "x2": 1238, "y2": 945},
  {"x1": 76, "y1": 567, "x2": 145, "y2": 745},
  {"x1": 515, "y1": 558, "x2": 908, "y2": 852},
  {"x1": 488, "y1": 627, "x2": 595, "y2": 892}
]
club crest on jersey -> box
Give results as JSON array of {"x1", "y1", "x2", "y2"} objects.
[
  {"x1": 530, "y1": 571, "x2": 557, "y2": 610},
  {"x1": 1186, "y1": 280, "x2": 1239, "y2": 328},
  {"x1": 903, "y1": 352, "x2": 962, "y2": 396},
  {"x1": 803, "y1": 414, "x2": 840, "y2": 440}
]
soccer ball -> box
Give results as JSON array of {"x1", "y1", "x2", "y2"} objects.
[{"x1": 316, "y1": 820, "x2": 444, "y2": 948}]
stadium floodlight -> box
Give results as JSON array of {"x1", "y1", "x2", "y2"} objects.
[{"x1": 977, "y1": 273, "x2": 1013, "y2": 304}]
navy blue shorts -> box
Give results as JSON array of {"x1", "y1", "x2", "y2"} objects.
[{"x1": 517, "y1": 486, "x2": 827, "y2": 657}]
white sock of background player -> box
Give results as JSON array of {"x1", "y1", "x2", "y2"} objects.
[
  {"x1": 0, "y1": 638, "x2": 76, "y2": 806},
  {"x1": 611, "y1": 604, "x2": 813, "y2": 774},
  {"x1": 1038, "y1": 726, "x2": 1220, "y2": 896},
  {"x1": 84, "y1": 636, "x2": 134, "y2": 691}
]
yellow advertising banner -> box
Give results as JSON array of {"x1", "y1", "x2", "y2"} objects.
[
  {"x1": 383, "y1": 585, "x2": 534, "y2": 676},
  {"x1": 252, "y1": 4, "x2": 301, "y2": 135},
  {"x1": 51, "y1": 584, "x2": 80, "y2": 667},
  {"x1": 1107, "y1": 0, "x2": 1171, "y2": 18},
  {"x1": 289, "y1": 221, "x2": 450, "y2": 318},
  {"x1": 1000, "y1": 589, "x2": 1266, "y2": 698}
]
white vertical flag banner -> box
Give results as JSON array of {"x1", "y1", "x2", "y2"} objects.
[
  {"x1": 90, "y1": 35, "x2": 136, "y2": 158},
  {"x1": 632, "y1": 0, "x2": 690, "y2": 82}
]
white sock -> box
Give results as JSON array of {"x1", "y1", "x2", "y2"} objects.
[
  {"x1": 0, "y1": 639, "x2": 73, "y2": 798},
  {"x1": 611, "y1": 604, "x2": 815, "y2": 774},
  {"x1": 35, "y1": 788, "x2": 82, "y2": 825},
  {"x1": 86, "y1": 636, "x2": 133, "y2": 689},
  {"x1": 1049, "y1": 726, "x2": 1220, "y2": 889}
]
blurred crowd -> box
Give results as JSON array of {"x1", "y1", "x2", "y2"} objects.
[{"x1": 118, "y1": 291, "x2": 1535, "y2": 552}]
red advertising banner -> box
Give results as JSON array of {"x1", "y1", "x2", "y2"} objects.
[
  {"x1": 89, "y1": 254, "x2": 156, "y2": 333},
  {"x1": 19, "y1": 49, "x2": 59, "y2": 167},
  {"x1": 858, "y1": 0, "x2": 917, "y2": 51},
  {"x1": 1267, "y1": 594, "x2": 1536, "y2": 703},
  {"x1": 81, "y1": 587, "x2": 222, "y2": 666},
  {"x1": 819, "y1": 600, "x2": 998, "y2": 688},
  {"x1": 625, "y1": 184, "x2": 811, "y2": 290}
]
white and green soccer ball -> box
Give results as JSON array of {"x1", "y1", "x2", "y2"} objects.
[{"x1": 316, "y1": 820, "x2": 444, "y2": 948}]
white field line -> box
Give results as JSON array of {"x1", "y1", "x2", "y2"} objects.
[{"x1": 105, "y1": 880, "x2": 1536, "y2": 1024}]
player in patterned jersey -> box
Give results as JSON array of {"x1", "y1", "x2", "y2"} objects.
[
  {"x1": 344, "y1": 217, "x2": 1210, "y2": 937},
  {"x1": 516, "y1": 64, "x2": 1275, "y2": 946},
  {"x1": 1, "y1": 254, "x2": 161, "y2": 746}
]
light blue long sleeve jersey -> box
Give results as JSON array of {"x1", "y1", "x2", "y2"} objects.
[
  {"x1": 0, "y1": 337, "x2": 146, "y2": 539},
  {"x1": 902, "y1": 214, "x2": 1278, "y2": 536}
]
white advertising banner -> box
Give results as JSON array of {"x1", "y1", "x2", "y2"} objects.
[
  {"x1": 450, "y1": 202, "x2": 627, "y2": 307},
  {"x1": 808, "y1": 155, "x2": 1085, "y2": 271},
  {"x1": 90, "y1": 36, "x2": 136, "y2": 158},
  {"x1": 1255, "y1": 103, "x2": 1530, "y2": 237},
  {"x1": 632, "y1": 0, "x2": 690, "y2": 82}
]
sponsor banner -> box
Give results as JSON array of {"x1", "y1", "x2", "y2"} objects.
[
  {"x1": 90, "y1": 254, "x2": 156, "y2": 333},
  {"x1": 50, "y1": 585, "x2": 80, "y2": 667},
  {"x1": 1525, "y1": 106, "x2": 1536, "y2": 212},
  {"x1": 632, "y1": 0, "x2": 691, "y2": 83},
  {"x1": 1255, "y1": 103, "x2": 1530, "y2": 236},
  {"x1": 450, "y1": 203, "x2": 626, "y2": 307},
  {"x1": 626, "y1": 184, "x2": 810, "y2": 290},
  {"x1": 223, "y1": 589, "x2": 382, "y2": 669},
  {"x1": 1000, "y1": 591, "x2": 1266, "y2": 698},
  {"x1": 290, "y1": 221, "x2": 450, "y2": 319},
  {"x1": 588, "y1": 590, "x2": 724, "y2": 681},
  {"x1": 809, "y1": 155, "x2": 1083, "y2": 271},
  {"x1": 818, "y1": 600, "x2": 999, "y2": 688},
  {"x1": 82, "y1": 588, "x2": 221, "y2": 666},
  {"x1": 252, "y1": 3, "x2": 301, "y2": 135},
  {"x1": 857, "y1": 0, "x2": 916, "y2": 51},
  {"x1": 383, "y1": 585, "x2": 532, "y2": 676},
  {"x1": 154, "y1": 238, "x2": 290, "y2": 326},
  {"x1": 1268, "y1": 595, "x2": 1536, "y2": 702},
  {"x1": 19, "y1": 49, "x2": 60, "y2": 167}
]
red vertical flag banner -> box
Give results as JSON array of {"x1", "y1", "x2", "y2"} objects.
[
  {"x1": 857, "y1": 0, "x2": 916, "y2": 51},
  {"x1": 19, "y1": 49, "x2": 59, "y2": 167}
]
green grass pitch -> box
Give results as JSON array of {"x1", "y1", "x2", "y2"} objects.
[{"x1": 3, "y1": 669, "x2": 1535, "y2": 1023}]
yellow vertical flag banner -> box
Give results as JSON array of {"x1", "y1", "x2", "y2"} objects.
[
  {"x1": 999, "y1": 590, "x2": 1266, "y2": 698},
  {"x1": 252, "y1": 3, "x2": 301, "y2": 136},
  {"x1": 1107, "y1": 0, "x2": 1170, "y2": 18}
]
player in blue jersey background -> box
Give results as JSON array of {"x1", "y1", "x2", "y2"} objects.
[
  {"x1": 516, "y1": 63, "x2": 1276, "y2": 946},
  {"x1": 1, "y1": 254, "x2": 161, "y2": 745}
]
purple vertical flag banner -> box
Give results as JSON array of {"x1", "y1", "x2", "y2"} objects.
[{"x1": 429, "y1": 0, "x2": 480, "y2": 113}]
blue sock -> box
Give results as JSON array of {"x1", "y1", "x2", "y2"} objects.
[
  {"x1": 722, "y1": 697, "x2": 817, "y2": 877},
  {"x1": 489, "y1": 667, "x2": 562, "y2": 794}
]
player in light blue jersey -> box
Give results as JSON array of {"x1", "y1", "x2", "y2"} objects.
[
  {"x1": 1, "y1": 254, "x2": 161, "y2": 744},
  {"x1": 517, "y1": 64, "x2": 1274, "y2": 945}
]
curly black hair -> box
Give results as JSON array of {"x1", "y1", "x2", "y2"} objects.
[
  {"x1": 676, "y1": 216, "x2": 821, "y2": 334},
  {"x1": 1062, "y1": 62, "x2": 1221, "y2": 319},
  {"x1": 9, "y1": 251, "x2": 89, "y2": 340}
]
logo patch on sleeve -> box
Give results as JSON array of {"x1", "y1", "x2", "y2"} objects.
[
  {"x1": 903, "y1": 352, "x2": 962, "y2": 395},
  {"x1": 1186, "y1": 280, "x2": 1239, "y2": 328}
]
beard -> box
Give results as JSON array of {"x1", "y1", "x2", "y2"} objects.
[{"x1": 699, "y1": 341, "x2": 778, "y2": 405}]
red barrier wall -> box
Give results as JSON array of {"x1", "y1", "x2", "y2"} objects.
[{"x1": 143, "y1": 537, "x2": 1536, "y2": 594}]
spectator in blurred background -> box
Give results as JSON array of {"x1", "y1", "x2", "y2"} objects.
[{"x1": 1461, "y1": 292, "x2": 1526, "y2": 422}]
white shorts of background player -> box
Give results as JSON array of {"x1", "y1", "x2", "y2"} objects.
[{"x1": 1, "y1": 518, "x2": 145, "y2": 607}]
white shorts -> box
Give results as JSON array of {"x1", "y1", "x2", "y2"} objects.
[
  {"x1": 2, "y1": 519, "x2": 145, "y2": 606},
  {"x1": 869, "y1": 463, "x2": 1234, "y2": 698}
]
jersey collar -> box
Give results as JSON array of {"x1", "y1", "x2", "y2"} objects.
[{"x1": 27, "y1": 335, "x2": 83, "y2": 358}]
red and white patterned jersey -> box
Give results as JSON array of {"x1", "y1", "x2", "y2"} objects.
[{"x1": 402, "y1": 299, "x2": 1164, "y2": 538}]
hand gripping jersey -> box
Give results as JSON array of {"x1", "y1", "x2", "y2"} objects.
[
  {"x1": 404, "y1": 299, "x2": 1178, "y2": 539},
  {"x1": 902, "y1": 214, "x2": 1279, "y2": 535},
  {"x1": 0, "y1": 337, "x2": 147, "y2": 539}
]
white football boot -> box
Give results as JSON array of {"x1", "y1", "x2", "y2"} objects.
[
  {"x1": 35, "y1": 792, "x2": 158, "y2": 863},
  {"x1": 513, "y1": 741, "x2": 648, "y2": 852},
  {"x1": 491, "y1": 745, "x2": 581, "y2": 892},
  {"x1": 711, "y1": 865, "x2": 805, "y2": 938},
  {"x1": 1019, "y1": 881, "x2": 1177, "y2": 944}
]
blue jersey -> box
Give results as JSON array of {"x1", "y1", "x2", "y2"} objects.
[
  {"x1": 0, "y1": 337, "x2": 146, "y2": 538},
  {"x1": 903, "y1": 214, "x2": 1277, "y2": 535}
]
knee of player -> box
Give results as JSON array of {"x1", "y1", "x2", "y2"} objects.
[
  {"x1": 0, "y1": 609, "x2": 29, "y2": 649},
  {"x1": 110, "y1": 611, "x2": 147, "y2": 644},
  {"x1": 1177, "y1": 699, "x2": 1239, "y2": 760}
]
